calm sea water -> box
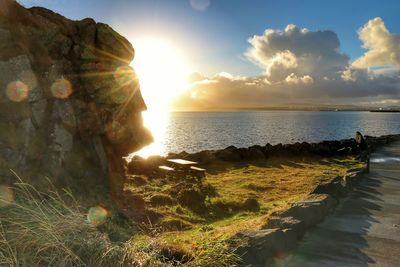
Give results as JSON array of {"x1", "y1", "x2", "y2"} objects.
[{"x1": 138, "y1": 111, "x2": 400, "y2": 156}]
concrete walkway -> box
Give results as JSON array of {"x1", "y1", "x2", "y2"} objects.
[{"x1": 274, "y1": 142, "x2": 400, "y2": 267}]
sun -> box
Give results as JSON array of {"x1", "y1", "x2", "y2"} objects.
[
  {"x1": 131, "y1": 37, "x2": 190, "y2": 111},
  {"x1": 130, "y1": 37, "x2": 190, "y2": 157}
]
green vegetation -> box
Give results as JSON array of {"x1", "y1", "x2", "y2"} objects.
[
  {"x1": 0, "y1": 174, "x2": 126, "y2": 267},
  {"x1": 0, "y1": 156, "x2": 364, "y2": 266},
  {"x1": 123, "y1": 156, "x2": 364, "y2": 265}
]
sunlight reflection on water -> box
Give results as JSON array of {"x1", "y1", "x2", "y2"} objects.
[
  {"x1": 135, "y1": 109, "x2": 170, "y2": 158},
  {"x1": 134, "y1": 111, "x2": 400, "y2": 158}
]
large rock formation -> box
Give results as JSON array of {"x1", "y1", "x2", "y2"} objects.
[{"x1": 0, "y1": 0, "x2": 152, "y2": 206}]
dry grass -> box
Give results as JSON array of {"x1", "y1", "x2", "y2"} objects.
[
  {"x1": 0, "y1": 172, "x2": 125, "y2": 267},
  {"x1": 0, "y1": 156, "x2": 363, "y2": 266},
  {"x1": 206, "y1": 156, "x2": 362, "y2": 210},
  {"x1": 124, "y1": 156, "x2": 364, "y2": 266}
]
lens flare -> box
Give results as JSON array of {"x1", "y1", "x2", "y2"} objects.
[
  {"x1": 6, "y1": 81, "x2": 29, "y2": 102},
  {"x1": 51, "y1": 78, "x2": 73, "y2": 99},
  {"x1": 190, "y1": 0, "x2": 210, "y2": 11},
  {"x1": 110, "y1": 86, "x2": 137, "y2": 104},
  {"x1": 0, "y1": 185, "x2": 15, "y2": 207},
  {"x1": 114, "y1": 66, "x2": 138, "y2": 87},
  {"x1": 87, "y1": 206, "x2": 108, "y2": 226}
]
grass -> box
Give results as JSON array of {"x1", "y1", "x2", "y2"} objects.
[
  {"x1": 0, "y1": 156, "x2": 364, "y2": 266},
  {"x1": 206, "y1": 156, "x2": 362, "y2": 210},
  {"x1": 0, "y1": 173, "x2": 126, "y2": 267},
  {"x1": 123, "y1": 155, "x2": 364, "y2": 266}
]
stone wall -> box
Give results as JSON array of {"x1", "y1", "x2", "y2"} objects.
[
  {"x1": 234, "y1": 168, "x2": 368, "y2": 267},
  {"x1": 233, "y1": 134, "x2": 400, "y2": 266},
  {"x1": 0, "y1": 0, "x2": 152, "y2": 205}
]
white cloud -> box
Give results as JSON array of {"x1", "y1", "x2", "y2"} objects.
[
  {"x1": 246, "y1": 24, "x2": 349, "y2": 82},
  {"x1": 174, "y1": 19, "x2": 400, "y2": 110},
  {"x1": 341, "y1": 67, "x2": 356, "y2": 81},
  {"x1": 352, "y1": 17, "x2": 400, "y2": 68},
  {"x1": 285, "y1": 73, "x2": 314, "y2": 85}
]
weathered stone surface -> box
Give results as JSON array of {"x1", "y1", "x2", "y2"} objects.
[
  {"x1": 234, "y1": 194, "x2": 338, "y2": 265},
  {"x1": 235, "y1": 228, "x2": 295, "y2": 267},
  {"x1": 263, "y1": 216, "x2": 305, "y2": 239},
  {"x1": 185, "y1": 150, "x2": 216, "y2": 164},
  {"x1": 312, "y1": 176, "x2": 349, "y2": 199},
  {"x1": 216, "y1": 145, "x2": 242, "y2": 161},
  {"x1": 233, "y1": 157, "x2": 387, "y2": 266},
  {"x1": 242, "y1": 146, "x2": 265, "y2": 160},
  {"x1": 344, "y1": 170, "x2": 364, "y2": 186},
  {"x1": 273, "y1": 194, "x2": 337, "y2": 228},
  {"x1": 0, "y1": 0, "x2": 152, "y2": 206}
]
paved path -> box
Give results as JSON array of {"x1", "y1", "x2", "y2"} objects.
[{"x1": 274, "y1": 142, "x2": 400, "y2": 267}]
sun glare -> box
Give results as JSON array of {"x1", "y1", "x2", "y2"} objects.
[{"x1": 131, "y1": 37, "x2": 190, "y2": 157}]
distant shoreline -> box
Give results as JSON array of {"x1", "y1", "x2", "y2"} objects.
[
  {"x1": 369, "y1": 110, "x2": 400, "y2": 113},
  {"x1": 170, "y1": 108, "x2": 400, "y2": 112}
]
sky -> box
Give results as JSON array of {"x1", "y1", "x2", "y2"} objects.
[{"x1": 18, "y1": 0, "x2": 400, "y2": 109}]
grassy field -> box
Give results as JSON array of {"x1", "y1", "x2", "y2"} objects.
[
  {"x1": 0, "y1": 156, "x2": 364, "y2": 266},
  {"x1": 123, "y1": 155, "x2": 364, "y2": 266}
]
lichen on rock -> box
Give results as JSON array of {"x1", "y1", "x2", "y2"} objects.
[{"x1": 0, "y1": 0, "x2": 152, "y2": 206}]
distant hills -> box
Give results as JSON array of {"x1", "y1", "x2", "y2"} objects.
[{"x1": 173, "y1": 103, "x2": 400, "y2": 112}]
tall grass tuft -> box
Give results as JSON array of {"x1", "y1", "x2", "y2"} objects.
[{"x1": 0, "y1": 171, "x2": 125, "y2": 267}]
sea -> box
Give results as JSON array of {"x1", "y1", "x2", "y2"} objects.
[{"x1": 136, "y1": 111, "x2": 400, "y2": 157}]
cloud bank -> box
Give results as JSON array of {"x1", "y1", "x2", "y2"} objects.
[
  {"x1": 352, "y1": 17, "x2": 400, "y2": 68},
  {"x1": 174, "y1": 18, "x2": 400, "y2": 110}
]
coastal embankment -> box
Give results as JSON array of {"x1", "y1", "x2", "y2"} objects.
[{"x1": 123, "y1": 134, "x2": 400, "y2": 266}]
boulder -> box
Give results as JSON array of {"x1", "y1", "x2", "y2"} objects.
[
  {"x1": 185, "y1": 150, "x2": 216, "y2": 164},
  {"x1": 0, "y1": 1, "x2": 152, "y2": 207},
  {"x1": 281, "y1": 228, "x2": 299, "y2": 250},
  {"x1": 313, "y1": 141, "x2": 333, "y2": 156},
  {"x1": 343, "y1": 171, "x2": 364, "y2": 188},
  {"x1": 216, "y1": 146, "x2": 241, "y2": 161},
  {"x1": 127, "y1": 158, "x2": 149, "y2": 174},
  {"x1": 312, "y1": 176, "x2": 348, "y2": 199},
  {"x1": 234, "y1": 228, "x2": 292, "y2": 267},
  {"x1": 272, "y1": 194, "x2": 337, "y2": 228},
  {"x1": 263, "y1": 216, "x2": 305, "y2": 239},
  {"x1": 241, "y1": 146, "x2": 265, "y2": 160},
  {"x1": 263, "y1": 143, "x2": 274, "y2": 157}
]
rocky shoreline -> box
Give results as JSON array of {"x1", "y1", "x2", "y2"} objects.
[{"x1": 128, "y1": 133, "x2": 400, "y2": 172}]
